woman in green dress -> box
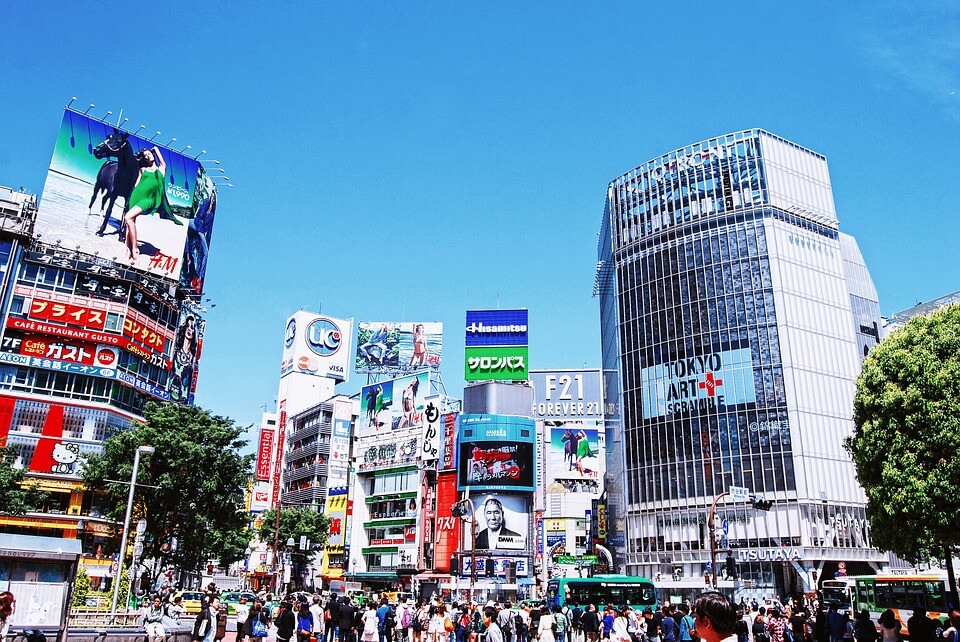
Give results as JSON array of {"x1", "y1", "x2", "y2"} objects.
[
  {"x1": 123, "y1": 146, "x2": 172, "y2": 263},
  {"x1": 575, "y1": 429, "x2": 596, "y2": 477}
]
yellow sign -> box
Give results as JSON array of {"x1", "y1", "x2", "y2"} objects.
[
  {"x1": 597, "y1": 504, "x2": 607, "y2": 539},
  {"x1": 545, "y1": 519, "x2": 566, "y2": 532}
]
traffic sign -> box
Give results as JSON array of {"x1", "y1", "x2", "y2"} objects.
[
  {"x1": 111, "y1": 562, "x2": 119, "y2": 574},
  {"x1": 722, "y1": 519, "x2": 729, "y2": 535},
  {"x1": 729, "y1": 486, "x2": 750, "y2": 502}
]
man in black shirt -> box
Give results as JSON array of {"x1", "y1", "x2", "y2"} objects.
[{"x1": 580, "y1": 605, "x2": 601, "y2": 642}]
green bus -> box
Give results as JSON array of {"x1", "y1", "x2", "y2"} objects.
[{"x1": 546, "y1": 575, "x2": 657, "y2": 610}]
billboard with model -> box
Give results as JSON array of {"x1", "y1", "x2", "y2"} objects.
[
  {"x1": 355, "y1": 321, "x2": 442, "y2": 374},
  {"x1": 35, "y1": 110, "x2": 218, "y2": 286},
  {"x1": 360, "y1": 371, "x2": 429, "y2": 433},
  {"x1": 470, "y1": 494, "x2": 529, "y2": 552}
]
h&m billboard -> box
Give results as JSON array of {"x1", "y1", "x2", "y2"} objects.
[
  {"x1": 457, "y1": 414, "x2": 535, "y2": 492},
  {"x1": 355, "y1": 321, "x2": 442, "y2": 374},
  {"x1": 35, "y1": 110, "x2": 218, "y2": 290},
  {"x1": 280, "y1": 312, "x2": 352, "y2": 382}
]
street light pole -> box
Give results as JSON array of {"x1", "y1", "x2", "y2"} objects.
[
  {"x1": 452, "y1": 498, "x2": 477, "y2": 601},
  {"x1": 110, "y1": 445, "x2": 155, "y2": 618},
  {"x1": 707, "y1": 490, "x2": 729, "y2": 591}
]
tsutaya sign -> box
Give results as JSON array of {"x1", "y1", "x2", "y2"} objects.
[
  {"x1": 640, "y1": 347, "x2": 755, "y2": 419},
  {"x1": 736, "y1": 547, "x2": 803, "y2": 562}
]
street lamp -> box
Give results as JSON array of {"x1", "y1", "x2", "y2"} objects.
[
  {"x1": 451, "y1": 498, "x2": 477, "y2": 600},
  {"x1": 110, "y1": 445, "x2": 155, "y2": 618}
]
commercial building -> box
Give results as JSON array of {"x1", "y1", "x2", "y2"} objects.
[
  {"x1": 597, "y1": 129, "x2": 884, "y2": 598},
  {"x1": 0, "y1": 108, "x2": 222, "y2": 587}
]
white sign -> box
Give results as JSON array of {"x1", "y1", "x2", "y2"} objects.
[
  {"x1": 280, "y1": 312, "x2": 352, "y2": 382},
  {"x1": 640, "y1": 348, "x2": 756, "y2": 419},
  {"x1": 729, "y1": 486, "x2": 750, "y2": 502}
]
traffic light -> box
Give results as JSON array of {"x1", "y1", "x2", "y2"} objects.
[
  {"x1": 505, "y1": 561, "x2": 516, "y2": 583},
  {"x1": 751, "y1": 496, "x2": 773, "y2": 511},
  {"x1": 725, "y1": 555, "x2": 737, "y2": 579},
  {"x1": 485, "y1": 559, "x2": 494, "y2": 577}
]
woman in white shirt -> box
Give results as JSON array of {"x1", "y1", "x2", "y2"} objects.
[{"x1": 539, "y1": 607, "x2": 557, "y2": 642}]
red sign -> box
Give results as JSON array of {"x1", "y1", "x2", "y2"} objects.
[
  {"x1": 271, "y1": 401, "x2": 286, "y2": 508},
  {"x1": 122, "y1": 317, "x2": 166, "y2": 352},
  {"x1": 7, "y1": 318, "x2": 168, "y2": 368},
  {"x1": 371, "y1": 538, "x2": 404, "y2": 546},
  {"x1": 29, "y1": 298, "x2": 106, "y2": 329},
  {"x1": 256, "y1": 427, "x2": 275, "y2": 481},
  {"x1": 20, "y1": 334, "x2": 99, "y2": 365}
]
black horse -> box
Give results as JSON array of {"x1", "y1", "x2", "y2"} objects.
[{"x1": 90, "y1": 129, "x2": 138, "y2": 237}]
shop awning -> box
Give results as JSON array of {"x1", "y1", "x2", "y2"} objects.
[
  {"x1": 347, "y1": 572, "x2": 399, "y2": 581},
  {"x1": 517, "y1": 578, "x2": 537, "y2": 585}
]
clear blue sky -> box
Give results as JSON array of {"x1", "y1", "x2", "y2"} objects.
[{"x1": 1, "y1": 2, "x2": 957, "y2": 442}]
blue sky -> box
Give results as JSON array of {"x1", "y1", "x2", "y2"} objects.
[{"x1": 1, "y1": 2, "x2": 957, "y2": 442}]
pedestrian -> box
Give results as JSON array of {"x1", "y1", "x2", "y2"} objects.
[
  {"x1": 485, "y1": 607, "x2": 504, "y2": 642},
  {"x1": 659, "y1": 608, "x2": 676, "y2": 642},
  {"x1": 767, "y1": 609, "x2": 788, "y2": 642},
  {"x1": 827, "y1": 608, "x2": 846, "y2": 642},
  {"x1": 735, "y1": 609, "x2": 748, "y2": 642},
  {"x1": 497, "y1": 603, "x2": 516, "y2": 642},
  {"x1": 311, "y1": 597, "x2": 325, "y2": 642},
  {"x1": 340, "y1": 597, "x2": 359, "y2": 642},
  {"x1": 0, "y1": 592, "x2": 16, "y2": 640},
  {"x1": 942, "y1": 610, "x2": 960, "y2": 642},
  {"x1": 678, "y1": 606, "x2": 694, "y2": 642},
  {"x1": 691, "y1": 592, "x2": 738, "y2": 642},
  {"x1": 397, "y1": 600, "x2": 414, "y2": 642},
  {"x1": 246, "y1": 602, "x2": 271, "y2": 642},
  {"x1": 215, "y1": 600, "x2": 229, "y2": 642},
  {"x1": 277, "y1": 600, "x2": 298, "y2": 642},
  {"x1": 539, "y1": 605, "x2": 557, "y2": 642},
  {"x1": 143, "y1": 595, "x2": 167, "y2": 642},
  {"x1": 194, "y1": 596, "x2": 222, "y2": 642},
  {"x1": 555, "y1": 607, "x2": 569, "y2": 642},
  {"x1": 298, "y1": 602, "x2": 316, "y2": 642},
  {"x1": 364, "y1": 603, "x2": 384, "y2": 642},
  {"x1": 581, "y1": 605, "x2": 602, "y2": 642},
  {"x1": 611, "y1": 608, "x2": 630, "y2": 642},
  {"x1": 236, "y1": 597, "x2": 252, "y2": 642},
  {"x1": 326, "y1": 596, "x2": 341, "y2": 642},
  {"x1": 877, "y1": 610, "x2": 898, "y2": 642}
]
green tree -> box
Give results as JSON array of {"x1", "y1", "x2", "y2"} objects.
[
  {"x1": 82, "y1": 403, "x2": 254, "y2": 588},
  {"x1": 846, "y1": 304, "x2": 960, "y2": 595},
  {"x1": 0, "y1": 446, "x2": 46, "y2": 515},
  {"x1": 73, "y1": 566, "x2": 91, "y2": 607},
  {"x1": 256, "y1": 506, "x2": 330, "y2": 588}
]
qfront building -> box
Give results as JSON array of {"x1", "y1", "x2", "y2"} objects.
[{"x1": 597, "y1": 129, "x2": 884, "y2": 598}]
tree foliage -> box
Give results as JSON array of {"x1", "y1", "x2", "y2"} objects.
[
  {"x1": 846, "y1": 305, "x2": 960, "y2": 566},
  {"x1": 256, "y1": 506, "x2": 330, "y2": 567},
  {"x1": 82, "y1": 403, "x2": 254, "y2": 586},
  {"x1": 0, "y1": 446, "x2": 46, "y2": 515},
  {"x1": 72, "y1": 566, "x2": 91, "y2": 607}
]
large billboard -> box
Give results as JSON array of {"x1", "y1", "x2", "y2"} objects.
[
  {"x1": 545, "y1": 423, "x2": 602, "y2": 481},
  {"x1": 530, "y1": 370, "x2": 603, "y2": 420},
  {"x1": 470, "y1": 494, "x2": 529, "y2": 552},
  {"x1": 360, "y1": 371, "x2": 429, "y2": 433},
  {"x1": 168, "y1": 301, "x2": 205, "y2": 405},
  {"x1": 280, "y1": 312, "x2": 352, "y2": 382},
  {"x1": 639, "y1": 347, "x2": 756, "y2": 420},
  {"x1": 35, "y1": 110, "x2": 218, "y2": 286},
  {"x1": 457, "y1": 414, "x2": 536, "y2": 492},
  {"x1": 355, "y1": 321, "x2": 442, "y2": 374}
]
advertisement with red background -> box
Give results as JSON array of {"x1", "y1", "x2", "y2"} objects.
[
  {"x1": 256, "y1": 427, "x2": 274, "y2": 481},
  {"x1": 433, "y1": 471, "x2": 461, "y2": 572},
  {"x1": 16, "y1": 333, "x2": 118, "y2": 368},
  {"x1": 29, "y1": 297, "x2": 107, "y2": 330}
]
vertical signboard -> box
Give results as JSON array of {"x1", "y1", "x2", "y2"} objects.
[
  {"x1": 272, "y1": 401, "x2": 286, "y2": 507},
  {"x1": 420, "y1": 397, "x2": 442, "y2": 462},
  {"x1": 329, "y1": 398, "x2": 352, "y2": 487},
  {"x1": 255, "y1": 426, "x2": 275, "y2": 481}
]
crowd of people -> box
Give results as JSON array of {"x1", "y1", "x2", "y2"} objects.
[{"x1": 133, "y1": 586, "x2": 960, "y2": 642}]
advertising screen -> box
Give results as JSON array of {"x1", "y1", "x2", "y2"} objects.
[
  {"x1": 640, "y1": 347, "x2": 756, "y2": 420},
  {"x1": 465, "y1": 309, "x2": 528, "y2": 347},
  {"x1": 360, "y1": 371, "x2": 429, "y2": 433},
  {"x1": 280, "y1": 312, "x2": 352, "y2": 382},
  {"x1": 168, "y1": 301, "x2": 205, "y2": 405},
  {"x1": 546, "y1": 423, "x2": 602, "y2": 482},
  {"x1": 458, "y1": 441, "x2": 535, "y2": 490},
  {"x1": 470, "y1": 494, "x2": 529, "y2": 552},
  {"x1": 530, "y1": 370, "x2": 603, "y2": 420},
  {"x1": 35, "y1": 110, "x2": 218, "y2": 285},
  {"x1": 355, "y1": 321, "x2": 442, "y2": 374}
]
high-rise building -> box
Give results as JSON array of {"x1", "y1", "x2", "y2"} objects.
[
  {"x1": 0, "y1": 108, "x2": 222, "y2": 588},
  {"x1": 597, "y1": 129, "x2": 883, "y2": 597}
]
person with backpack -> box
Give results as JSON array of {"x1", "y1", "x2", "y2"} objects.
[
  {"x1": 570, "y1": 603, "x2": 585, "y2": 642},
  {"x1": 497, "y1": 603, "x2": 516, "y2": 642},
  {"x1": 580, "y1": 605, "x2": 601, "y2": 642},
  {"x1": 456, "y1": 606, "x2": 474, "y2": 642},
  {"x1": 554, "y1": 606, "x2": 568, "y2": 642},
  {"x1": 246, "y1": 602, "x2": 271, "y2": 642},
  {"x1": 397, "y1": 601, "x2": 414, "y2": 642}
]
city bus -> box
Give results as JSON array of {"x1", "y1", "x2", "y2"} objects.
[
  {"x1": 547, "y1": 575, "x2": 657, "y2": 610},
  {"x1": 822, "y1": 574, "x2": 953, "y2": 636}
]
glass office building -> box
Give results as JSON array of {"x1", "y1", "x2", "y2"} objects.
[{"x1": 596, "y1": 130, "x2": 885, "y2": 597}]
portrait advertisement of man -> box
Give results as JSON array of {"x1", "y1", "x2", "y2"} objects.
[{"x1": 473, "y1": 495, "x2": 527, "y2": 550}]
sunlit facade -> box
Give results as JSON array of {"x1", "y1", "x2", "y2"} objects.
[{"x1": 597, "y1": 130, "x2": 885, "y2": 598}]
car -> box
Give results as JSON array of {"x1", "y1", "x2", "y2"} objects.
[
  {"x1": 221, "y1": 591, "x2": 258, "y2": 615},
  {"x1": 179, "y1": 591, "x2": 206, "y2": 614}
]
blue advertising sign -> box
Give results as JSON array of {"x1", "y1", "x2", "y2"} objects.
[{"x1": 465, "y1": 309, "x2": 528, "y2": 347}]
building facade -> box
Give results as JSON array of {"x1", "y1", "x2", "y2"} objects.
[{"x1": 597, "y1": 129, "x2": 884, "y2": 598}]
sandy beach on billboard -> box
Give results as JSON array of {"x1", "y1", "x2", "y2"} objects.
[{"x1": 36, "y1": 172, "x2": 189, "y2": 277}]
